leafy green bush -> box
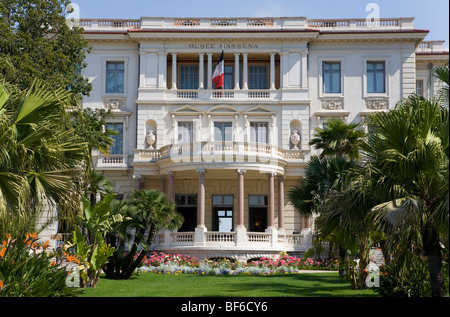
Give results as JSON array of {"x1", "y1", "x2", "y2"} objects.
[
  {"x1": 0, "y1": 233, "x2": 82, "y2": 297},
  {"x1": 375, "y1": 255, "x2": 432, "y2": 297}
]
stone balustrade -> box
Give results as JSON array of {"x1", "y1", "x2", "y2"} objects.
[
  {"x1": 78, "y1": 17, "x2": 415, "y2": 31},
  {"x1": 416, "y1": 40, "x2": 447, "y2": 53},
  {"x1": 153, "y1": 229, "x2": 309, "y2": 252},
  {"x1": 133, "y1": 142, "x2": 306, "y2": 165},
  {"x1": 96, "y1": 154, "x2": 128, "y2": 169}
]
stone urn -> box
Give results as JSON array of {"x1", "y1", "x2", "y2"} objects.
[
  {"x1": 290, "y1": 130, "x2": 301, "y2": 150},
  {"x1": 145, "y1": 130, "x2": 156, "y2": 149}
]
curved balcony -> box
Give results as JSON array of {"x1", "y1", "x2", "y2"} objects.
[{"x1": 133, "y1": 141, "x2": 306, "y2": 174}]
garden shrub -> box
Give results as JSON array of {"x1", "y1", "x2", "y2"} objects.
[
  {"x1": 0, "y1": 233, "x2": 82, "y2": 297},
  {"x1": 376, "y1": 255, "x2": 432, "y2": 297}
]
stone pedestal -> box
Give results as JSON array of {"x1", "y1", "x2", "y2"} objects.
[
  {"x1": 235, "y1": 225, "x2": 248, "y2": 246},
  {"x1": 194, "y1": 226, "x2": 207, "y2": 246},
  {"x1": 265, "y1": 227, "x2": 278, "y2": 247}
]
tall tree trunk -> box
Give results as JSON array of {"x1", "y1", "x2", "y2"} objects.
[
  {"x1": 121, "y1": 225, "x2": 158, "y2": 279},
  {"x1": 338, "y1": 245, "x2": 346, "y2": 278},
  {"x1": 423, "y1": 223, "x2": 447, "y2": 297},
  {"x1": 379, "y1": 240, "x2": 390, "y2": 264}
]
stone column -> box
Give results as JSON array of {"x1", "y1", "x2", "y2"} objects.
[
  {"x1": 301, "y1": 50, "x2": 308, "y2": 88},
  {"x1": 195, "y1": 168, "x2": 207, "y2": 246},
  {"x1": 134, "y1": 175, "x2": 144, "y2": 190},
  {"x1": 280, "y1": 52, "x2": 288, "y2": 89},
  {"x1": 207, "y1": 53, "x2": 213, "y2": 90},
  {"x1": 160, "y1": 175, "x2": 166, "y2": 194},
  {"x1": 267, "y1": 172, "x2": 275, "y2": 229},
  {"x1": 242, "y1": 53, "x2": 248, "y2": 90},
  {"x1": 278, "y1": 175, "x2": 285, "y2": 234},
  {"x1": 303, "y1": 217, "x2": 311, "y2": 229},
  {"x1": 270, "y1": 53, "x2": 276, "y2": 89},
  {"x1": 234, "y1": 53, "x2": 240, "y2": 90},
  {"x1": 139, "y1": 51, "x2": 146, "y2": 88},
  {"x1": 199, "y1": 53, "x2": 204, "y2": 89},
  {"x1": 158, "y1": 52, "x2": 167, "y2": 89},
  {"x1": 235, "y1": 169, "x2": 247, "y2": 246},
  {"x1": 167, "y1": 171, "x2": 175, "y2": 202},
  {"x1": 266, "y1": 172, "x2": 278, "y2": 247},
  {"x1": 196, "y1": 168, "x2": 206, "y2": 228},
  {"x1": 237, "y1": 169, "x2": 246, "y2": 227},
  {"x1": 171, "y1": 53, "x2": 177, "y2": 90}
]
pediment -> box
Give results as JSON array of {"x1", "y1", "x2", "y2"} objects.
[
  {"x1": 207, "y1": 105, "x2": 240, "y2": 115},
  {"x1": 244, "y1": 105, "x2": 276, "y2": 115},
  {"x1": 170, "y1": 105, "x2": 205, "y2": 115}
]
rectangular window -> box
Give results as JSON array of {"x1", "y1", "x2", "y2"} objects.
[
  {"x1": 323, "y1": 62, "x2": 341, "y2": 94},
  {"x1": 106, "y1": 62, "x2": 125, "y2": 94},
  {"x1": 416, "y1": 80, "x2": 424, "y2": 96},
  {"x1": 214, "y1": 122, "x2": 233, "y2": 142},
  {"x1": 367, "y1": 61, "x2": 386, "y2": 93},
  {"x1": 106, "y1": 123, "x2": 124, "y2": 155},
  {"x1": 179, "y1": 65, "x2": 199, "y2": 90},
  {"x1": 223, "y1": 65, "x2": 234, "y2": 90},
  {"x1": 212, "y1": 195, "x2": 233, "y2": 232},
  {"x1": 250, "y1": 122, "x2": 269, "y2": 144},
  {"x1": 248, "y1": 195, "x2": 268, "y2": 206},
  {"x1": 177, "y1": 122, "x2": 194, "y2": 143},
  {"x1": 249, "y1": 65, "x2": 268, "y2": 89}
]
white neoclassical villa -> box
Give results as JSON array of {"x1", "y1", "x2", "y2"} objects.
[{"x1": 41, "y1": 16, "x2": 448, "y2": 261}]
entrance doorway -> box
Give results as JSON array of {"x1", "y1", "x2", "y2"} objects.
[
  {"x1": 176, "y1": 194, "x2": 197, "y2": 232},
  {"x1": 248, "y1": 195, "x2": 268, "y2": 232},
  {"x1": 212, "y1": 195, "x2": 234, "y2": 232}
]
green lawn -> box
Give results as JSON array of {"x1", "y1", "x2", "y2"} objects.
[{"x1": 79, "y1": 272, "x2": 378, "y2": 297}]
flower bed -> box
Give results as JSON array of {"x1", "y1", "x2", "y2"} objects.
[{"x1": 136, "y1": 252, "x2": 339, "y2": 276}]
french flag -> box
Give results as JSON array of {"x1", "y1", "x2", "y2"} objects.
[{"x1": 212, "y1": 51, "x2": 224, "y2": 89}]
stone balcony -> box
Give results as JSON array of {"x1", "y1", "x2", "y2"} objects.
[
  {"x1": 95, "y1": 142, "x2": 306, "y2": 172},
  {"x1": 133, "y1": 142, "x2": 306, "y2": 169},
  {"x1": 171, "y1": 89, "x2": 280, "y2": 101}
]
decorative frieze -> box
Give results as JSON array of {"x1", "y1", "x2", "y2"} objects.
[
  {"x1": 365, "y1": 98, "x2": 389, "y2": 110},
  {"x1": 103, "y1": 98, "x2": 126, "y2": 111},
  {"x1": 320, "y1": 98, "x2": 344, "y2": 110}
]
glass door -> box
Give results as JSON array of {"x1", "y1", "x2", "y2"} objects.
[
  {"x1": 212, "y1": 195, "x2": 234, "y2": 232},
  {"x1": 176, "y1": 194, "x2": 197, "y2": 232},
  {"x1": 248, "y1": 195, "x2": 268, "y2": 232}
]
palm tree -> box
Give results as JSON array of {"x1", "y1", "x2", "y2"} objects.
[
  {"x1": 0, "y1": 79, "x2": 86, "y2": 237},
  {"x1": 290, "y1": 119, "x2": 366, "y2": 279},
  {"x1": 103, "y1": 189, "x2": 184, "y2": 280},
  {"x1": 309, "y1": 118, "x2": 366, "y2": 160},
  {"x1": 289, "y1": 156, "x2": 356, "y2": 218},
  {"x1": 364, "y1": 94, "x2": 448, "y2": 297},
  {"x1": 433, "y1": 64, "x2": 449, "y2": 106},
  {"x1": 289, "y1": 156, "x2": 360, "y2": 279}
]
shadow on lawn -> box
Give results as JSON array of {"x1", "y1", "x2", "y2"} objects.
[{"x1": 197, "y1": 273, "x2": 376, "y2": 297}]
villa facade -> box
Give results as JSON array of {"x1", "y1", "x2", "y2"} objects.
[{"x1": 43, "y1": 16, "x2": 448, "y2": 261}]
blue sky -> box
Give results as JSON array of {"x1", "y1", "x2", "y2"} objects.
[{"x1": 72, "y1": 0, "x2": 449, "y2": 48}]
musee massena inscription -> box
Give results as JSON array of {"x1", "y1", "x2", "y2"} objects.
[{"x1": 187, "y1": 44, "x2": 259, "y2": 49}]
